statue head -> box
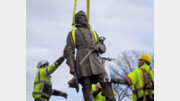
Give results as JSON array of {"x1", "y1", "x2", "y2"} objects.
[{"x1": 75, "y1": 11, "x2": 89, "y2": 28}]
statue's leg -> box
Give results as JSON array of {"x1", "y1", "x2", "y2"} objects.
[
  {"x1": 81, "y1": 77, "x2": 94, "y2": 101},
  {"x1": 98, "y1": 74, "x2": 116, "y2": 101}
]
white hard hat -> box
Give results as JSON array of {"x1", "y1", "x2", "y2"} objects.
[{"x1": 37, "y1": 59, "x2": 49, "y2": 68}]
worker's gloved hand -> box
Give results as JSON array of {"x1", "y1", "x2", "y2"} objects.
[
  {"x1": 110, "y1": 79, "x2": 117, "y2": 84},
  {"x1": 111, "y1": 78, "x2": 128, "y2": 84},
  {"x1": 60, "y1": 92, "x2": 68, "y2": 99}
]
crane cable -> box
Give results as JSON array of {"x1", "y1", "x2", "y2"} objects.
[{"x1": 72, "y1": 0, "x2": 97, "y2": 47}]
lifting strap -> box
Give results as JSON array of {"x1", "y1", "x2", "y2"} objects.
[
  {"x1": 87, "y1": 0, "x2": 90, "y2": 25},
  {"x1": 72, "y1": 0, "x2": 77, "y2": 47},
  {"x1": 72, "y1": 0, "x2": 97, "y2": 47}
]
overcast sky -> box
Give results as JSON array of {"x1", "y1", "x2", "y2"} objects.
[{"x1": 27, "y1": 0, "x2": 153, "y2": 101}]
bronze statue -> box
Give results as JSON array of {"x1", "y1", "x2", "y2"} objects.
[{"x1": 64, "y1": 11, "x2": 116, "y2": 101}]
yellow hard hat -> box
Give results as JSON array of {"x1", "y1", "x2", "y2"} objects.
[{"x1": 138, "y1": 54, "x2": 151, "y2": 65}]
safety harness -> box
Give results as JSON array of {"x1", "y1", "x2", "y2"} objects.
[
  {"x1": 72, "y1": 0, "x2": 97, "y2": 47},
  {"x1": 137, "y1": 69, "x2": 154, "y2": 101}
]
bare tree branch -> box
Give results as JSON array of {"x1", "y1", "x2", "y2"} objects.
[{"x1": 110, "y1": 50, "x2": 154, "y2": 101}]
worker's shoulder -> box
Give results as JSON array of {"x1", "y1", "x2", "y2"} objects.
[
  {"x1": 48, "y1": 63, "x2": 56, "y2": 68},
  {"x1": 150, "y1": 68, "x2": 154, "y2": 74},
  {"x1": 38, "y1": 67, "x2": 46, "y2": 74},
  {"x1": 92, "y1": 84, "x2": 95, "y2": 87},
  {"x1": 131, "y1": 68, "x2": 142, "y2": 74}
]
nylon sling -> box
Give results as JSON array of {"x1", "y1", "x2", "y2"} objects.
[{"x1": 72, "y1": 0, "x2": 97, "y2": 47}]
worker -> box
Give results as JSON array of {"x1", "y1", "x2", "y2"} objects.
[
  {"x1": 65, "y1": 11, "x2": 115, "y2": 101},
  {"x1": 111, "y1": 54, "x2": 154, "y2": 101},
  {"x1": 92, "y1": 83, "x2": 116, "y2": 101},
  {"x1": 32, "y1": 48, "x2": 68, "y2": 101}
]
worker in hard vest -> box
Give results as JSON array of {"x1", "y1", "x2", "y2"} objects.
[
  {"x1": 92, "y1": 84, "x2": 116, "y2": 101},
  {"x1": 32, "y1": 48, "x2": 68, "y2": 101},
  {"x1": 111, "y1": 54, "x2": 154, "y2": 101}
]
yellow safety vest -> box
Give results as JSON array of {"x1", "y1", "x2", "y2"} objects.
[
  {"x1": 92, "y1": 84, "x2": 116, "y2": 101},
  {"x1": 32, "y1": 63, "x2": 58, "y2": 101},
  {"x1": 124, "y1": 64, "x2": 154, "y2": 101}
]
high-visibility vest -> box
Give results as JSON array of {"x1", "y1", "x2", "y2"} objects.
[
  {"x1": 92, "y1": 84, "x2": 116, "y2": 101},
  {"x1": 124, "y1": 64, "x2": 154, "y2": 101},
  {"x1": 32, "y1": 63, "x2": 57, "y2": 101}
]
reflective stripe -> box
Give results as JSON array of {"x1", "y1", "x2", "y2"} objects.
[
  {"x1": 125, "y1": 76, "x2": 133, "y2": 86},
  {"x1": 92, "y1": 89, "x2": 96, "y2": 91},
  {"x1": 35, "y1": 70, "x2": 51, "y2": 86},
  {"x1": 92, "y1": 85, "x2": 96, "y2": 91},
  {"x1": 34, "y1": 99, "x2": 45, "y2": 101},
  {"x1": 98, "y1": 84, "x2": 100, "y2": 88},
  {"x1": 134, "y1": 70, "x2": 154, "y2": 93},
  {"x1": 133, "y1": 85, "x2": 153, "y2": 95},
  {"x1": 133, "y1": 87, "x2": 144, "y2": 93},
  {"x1": 133, "y1": 69, "x2": 146, "y2": 98},
  {"x1": 33, "y1": 92, "x2": 51, "y2": 98},
  {"x1": 92, "y1": 84, "x2": 99, "y2": 91},
  {"x1": 128, "y1": 76, "x2": 134, "y2": 85},
  {"x1": 34, "y1": 81, "x2": 51, "y2": 86},
  {"x1": 141, "y1": 69, "x2": 147, "y2": 96},
  {"x1": 38, "y1": 71, "x2": 40, "y2": 81},
  {"x1": 134, "y1": 84, "x2": 153, "y2": 93},
  {"x1": 46, "y1": 67, "x2": 49, "y2": 76},
  {"x1": 133, "y1": 87, "x2": 144, "y2": 94}
]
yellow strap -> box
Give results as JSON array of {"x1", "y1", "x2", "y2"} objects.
[
  {"x1": 87, "y1": 0, "x2": 90, "y2": 25},
  {"x1": 72, "y1": 0, "x2": 97, "y2": 46},
  {"x1": 87, "y1": 0, "x2": 97, "y2": 44},
  {"x1": 72, "y1": 0, "x2": 77, "y2": 47},
  {"x1": 90, "y1": 27, "x2": 97, "y2": 44}
]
